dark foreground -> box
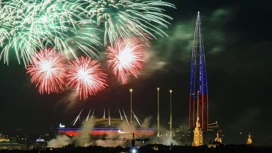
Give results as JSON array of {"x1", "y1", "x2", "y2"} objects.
[{"x1": 1, "y1": 144, "x2": 272, "y2": 153}]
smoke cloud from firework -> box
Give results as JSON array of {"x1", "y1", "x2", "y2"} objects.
[
  {"x1": 47, "y1": 135, "x2": 71, "y2": 148},
  {"x1": 58, "y1": 89, "x2": 82, "y2": 111},
  {"x1": 95, "y1": 122, "x2": 136, "y2": 147},
  {"x1": 47, "y1": 115, "x2": 184, "y2": 148},
  {"x1": 148, "y1": 125, "x2": 182, "y2": 146},
  {"x1": 75, "y1": 118, "x2": 96, "y2": 147},
  {"x1": 154, "y1": 8, "x2": 233, "y2": 64},
  {"x1": 139, "y1": 48, "x2": 167, "y2": 78}
]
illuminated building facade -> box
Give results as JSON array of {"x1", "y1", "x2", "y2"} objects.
[{"x1": 192, "y1": 117, "x2": 203, "y2": 146}]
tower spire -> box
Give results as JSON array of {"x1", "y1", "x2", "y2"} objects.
[
  {"x1": 188, "y1": 12, "x2": 209, "y2": 131},
  {"x1": 214, "y1": 131, "x2": 222, "y2": 144},
  {"x1": 246, "y1": 133, "x2": 253, "y2": 145},
  {"x1": 192, "y1": 117, "x2": 203, "y2": 146}
]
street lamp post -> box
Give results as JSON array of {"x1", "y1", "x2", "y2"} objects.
[
  {"x1": 170, "y1": 89, "x2": 173, "y2": 138},
  {"x1": 130, "y1": 88, "x2": 133, "y2": 124},
  {"x1": 157, "y1": 87, "x2": 160, "y2": 137}
]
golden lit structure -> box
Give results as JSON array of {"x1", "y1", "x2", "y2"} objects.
[
  {"x1": 192, "y1": 89, "x2": 203, "y2": 146},
  {"x1": 192, "y1": 117, "x2": 203, "y2": 146},
  {"x1": 214, "y1": 131, "x2": 222, "y2": 144},
  {"x1": 246, "y1": 133, "x2": 252, "y2": 145},
  {"x1": 0, "y1": 138, "x2": 9, "y2": 143}
]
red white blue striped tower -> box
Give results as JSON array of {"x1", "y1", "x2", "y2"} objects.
[{"x1": 188, "y1": 12, "x2": 209, "y2": 131}]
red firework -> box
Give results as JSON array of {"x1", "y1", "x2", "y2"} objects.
[
  {"x1": 106, "y1": 38, "x2": 147, "y2": 84},
  {"x1": 26, "y1": 48, "x2": 66, "y2": 94},
  {"x1": 66, "y1": 56, "x2": 107, "y2": 100}
]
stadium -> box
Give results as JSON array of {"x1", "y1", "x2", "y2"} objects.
[{"x1": 58, "y1": 108, "x2": 156, "y2": 139}]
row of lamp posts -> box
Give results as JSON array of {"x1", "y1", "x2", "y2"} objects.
[{"x1": 129, "y1": 88, "x2": 173, "y2": 138}]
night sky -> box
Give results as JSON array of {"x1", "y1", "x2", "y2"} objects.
[{"x1": 0, "y1": 0, "x2": 272, "y2": 145}]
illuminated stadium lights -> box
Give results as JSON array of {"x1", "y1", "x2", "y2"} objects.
[{"x1": 58, "y1": 128, "x2": 155, "y2": 137}]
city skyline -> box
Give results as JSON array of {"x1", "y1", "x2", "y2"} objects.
[{"x1": 0, "y1": 0, "x2": 271, "y2": 146}]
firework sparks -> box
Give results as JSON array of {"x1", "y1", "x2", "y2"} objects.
[
  {"x1": 52, "y1": 25, "x2": 102, "y2": 60},
  {"x1": 26, "y1": 48, "x2": 67, "y2": 94},
  {"x1": 106, "y1": 37, "x2": 147, "y2": 84},
  {"x1": 0, "y1": 0, "x2": 101, "y2": 65},
  {"x1": 80, "y1": 0, "x2": 175, "y2": 45},
  {"x1": 66, "y1": 56, "x2": 107, "y2": 100}
]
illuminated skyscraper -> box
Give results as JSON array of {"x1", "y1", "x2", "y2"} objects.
[{"x1": 188, "y1": 12, "x2": 209, "y2": 131}]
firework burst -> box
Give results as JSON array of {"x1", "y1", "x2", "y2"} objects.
[
  {"x1": 0, "y1": 0, "x2": 101, "y2": 65},
  {"x1": 66, "y1": 56, "x2": 107, "y2": 100},
  {"x1": 106, "y1": 37, "x2": 147, "y2": 84},
  {"x1": 80, "y1": 0, "x2": 175, "y2": 45},
  {"x1": 26, "y1": 48, "x2": 67, "y2": 94}
]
